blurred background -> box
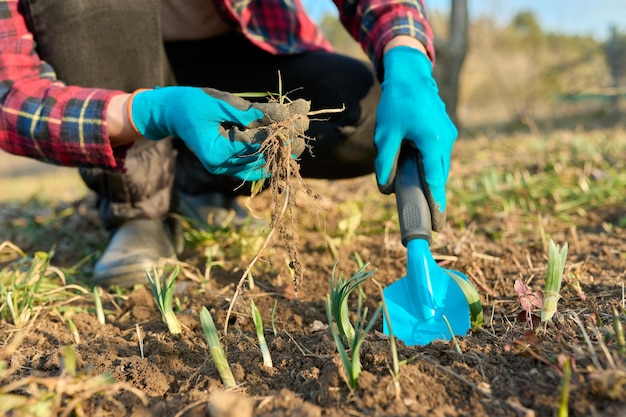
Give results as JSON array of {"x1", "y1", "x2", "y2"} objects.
[
  {"x1": 303, "y1": 0, "x2": 626, "y2": 132},
  {"x1": 1, "y1": 1, "x2": 624, "y2": 201}
]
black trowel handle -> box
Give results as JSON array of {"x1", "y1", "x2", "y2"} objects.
[{"x1": 395, "y1": 147, "x2": 432, "y2": 247}]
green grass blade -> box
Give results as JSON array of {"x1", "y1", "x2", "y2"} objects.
[
  {"x1": 445, "y1": 270, "x2": 484, "y2": 328},
  {"x1": 542, "y1": 239, "x2": 568, "y2": 322},
  {"x1": 200, "y1": 306, "x2": 236, "y2": 388},
  {"x1": 325, "y1": 294, "x2": 353, "y2": 386},
  {"x1": 146, "y1": 266, "x2": 182, "y2": 334},
  {"x1": 251, "y1": 299, "x2": 273, "y2": 368},
  {"x1": 93, "y1": 286, "x2": 105, "y2": 325}
]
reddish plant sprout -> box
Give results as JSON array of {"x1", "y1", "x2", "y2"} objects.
[{"x1": 515, "y1": 279, "x2": 544, "y2": 329}]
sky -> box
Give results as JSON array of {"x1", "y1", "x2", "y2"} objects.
[{"x1": 301, "y1": 0, "x2": 624, "y2": 41}]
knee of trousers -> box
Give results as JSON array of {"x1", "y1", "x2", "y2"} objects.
[
  {"x1": 298, "y1": 63, "x2": 381, "y2": 180},
  {"x1": 79, "y1": 138, "x2": 175, "y2": 229}
]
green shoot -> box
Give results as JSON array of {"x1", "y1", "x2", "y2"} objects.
[
  {"x1": 445, "y1": 270, "x2": 484, "y2": 329},
  {"x1": 612, "y1": 307, "x2": 625, "y2": 356},
  {"x1": 93, "y1": 286, "x2": 105, "y2": 325},
  {"x1": 559, "y1": 356, "x2": 572, "y2": 417},
  {"x1": 541, "y1": 239, "x2": 568, "y2": 323},
  {"x1": 443, "y1": 315, "x2": 463, "y2": 355},
  {"x1": 60, "y1": 345, "x2": 77, "y2": 377},
  {"x1": 146, "y1": 265, "x2": 182, "y2": 335},
  {"x1": 326, "y1": 291, "x2": 382, "y2": 390},
  {"x1": 250, "y1": 299, "x2": 273, "y2": 368},
  {"x1": 271, "y1": 299, "x2": 278, "y2": 336},
  {"x1": 136, "y1": 324, "x2": 145, "y2": 359},
  {"x1": 203, "y1": 244, "x2": 223, "y2": 286},
  {"x1": 329, "y1": 261, "x2": 376, "y2": 346},
  {"x1": 200, "y1": 306, "x2": 236, "y2": 388},
  {"x1": 0, "y1": 247, "x2": 85, "y2": 328},
  {"x1": 380, "y1": 284, "x2": 401, "y2": 399},
  {"x1": 1, "y1": 251, "x2": 47, "y2": 327},
  {"x1": 352, "y1": 252, "x2": 365, "y2": 269},
  {"x1": 67, "y1": 317, "x2": 80, "y2": 344}
]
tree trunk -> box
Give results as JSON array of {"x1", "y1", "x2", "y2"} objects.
[{"x1": 433, "y1": 0, "x2": 468, "y2": 126}]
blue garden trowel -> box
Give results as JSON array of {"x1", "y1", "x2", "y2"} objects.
[{"x1": 383, "y1": 149, "x2": 482, "y2": 346}]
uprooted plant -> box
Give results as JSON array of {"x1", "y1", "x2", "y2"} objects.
[{"x1": 224, "y1": 82, "x2": 342, "y2": 333}]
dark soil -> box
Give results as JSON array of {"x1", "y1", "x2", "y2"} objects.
[{"x1": 1, "y1": 134, "x2": 625, "y2": 417}]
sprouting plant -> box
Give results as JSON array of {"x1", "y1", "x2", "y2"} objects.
[
  {"x1": 326, "y1": 291, "x2": 382, "y2": 390},
  {"x1": 1, "y1": 250, "x2": 48, "y2": 327},
  {"x1": 380, "y1": 284, "x2": 401, "y2": 399},
  {"x1": 200, "y1": 306, "x2": 236, "y2": 388},
  {"x1": 443, "y1": 315, "x2": 463, "y2": 354},
  {"x1": 541, "y1": 239, "x2": 568, "y2": 323},
  {"x1": 136, "y1": 324, "x2": 145, "y2": 359},
  {"x1": 67, "y1": 317, "x2": 80, "y2": 344},
  {"x1": 146, "y1": 265, "x2": 182, "y2": 335},
  {"x1": 326, "y1": 261, "x2": 381, "y2": 389},
  {"x1": 250, "y1": 299, "x2": 273, "y2": 368},
  {"x1": 203, "y1": 244, "x2": 223, "y2": 286},
  {"x1": 328, "y1": 261, "x2": 376, "y2": 346},
  {"x1": 93, "y1": 286, "x2": 105, "y2": 325},
  {"x1": 559, "y1": 355, "x2": 572, "y2": 417},
  {"x1": 514, "y1": 279, "x2": 544, "y2": 329},
  {"x1": 0, "y1": 245, "x2": 85, "y2": 328},
  {"x1": 613, "y1": 307, "x2": 625, "y2": 356}
]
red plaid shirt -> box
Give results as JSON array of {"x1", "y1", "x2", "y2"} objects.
[{"x1": 0, "y1": 0, "x2": 433, "y2": 170}]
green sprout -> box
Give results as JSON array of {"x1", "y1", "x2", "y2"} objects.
[
  {"x1": 541, "y1": 239, "x2": 568, "y2": 323},
  {"x1": 559, "y1": 356, "x2": 572, "y2": 417},
  {"x1": 445, "y1": 270, "x2": 484, "y2": 329},
  {"x1": 93, "y1": 286, "x2": 105, "y2": 325},
  {"x1": 329, "y1": 261, "x2": 376, "y2": 346},
  {"x1": 326, "y1": 261, "x2": 381, "y2": 389},
  {"x1": 380, "y1": 286, "x2": 401, "y2": 398},
  {"x1": 250, "y1": 299, "x2": 273, "y2": 368},
  {"x1": 200, "y1": 306, "x2": 236, "y2": 388},
  {"x1": 613, "y1": 307, "x2": 626, "y2": 356},
  {"x1": 326, "y1": 293, "x2": 381, "y2": 390},
  {"x1": 146, "y1": 265, "x2": 182, "y2": 335},
  {"x1": 0, "y1": 246, "x2": 85, "y2": 328}
]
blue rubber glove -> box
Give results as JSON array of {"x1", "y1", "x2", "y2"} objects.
[
  {"x1": 374, "y1": 46, "x2": 458, "y2": 231},
  {"x1": 130, "y1": 86, "x2": 268, "y2": 181}
]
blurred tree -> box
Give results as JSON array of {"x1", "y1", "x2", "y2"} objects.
[
  {"x1": 432, "y1": 0, "x2": 468, "y2": 127},
  {"x1": 605, "y1": 26, "x2": 626, "y2": 105},
  {"x1": 512, "y1": 11, "x2": 543, "y2": 44}
]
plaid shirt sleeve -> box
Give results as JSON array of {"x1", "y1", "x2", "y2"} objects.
[
  {"x1": 332, "y1": 0, "x2": 435, "y2": 71},
  {"x1": 0, "y1": 0, "x2": 126, "y2": 170}
]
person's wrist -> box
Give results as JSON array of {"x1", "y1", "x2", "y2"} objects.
[
  {"x1": 383, "y1": 35, "x2": 428, "y2": 55},
  {"x1": 106, "y1": 93, "x2": 143, "y2": 147},
  {"x1": 126, "y1": 89, "x2": 150, "y2": 136}
]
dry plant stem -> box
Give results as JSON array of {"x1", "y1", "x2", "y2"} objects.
[
  {"x1": 224, "y1": 185, "x2": 290, "y2": 335},
  {"x1": 307, "y1": 105, "x2": 345, "y2": 117}
]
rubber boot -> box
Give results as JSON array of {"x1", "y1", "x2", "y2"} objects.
[{"x1": 93, "y1": 219, "x2": 177, "y2": 288}]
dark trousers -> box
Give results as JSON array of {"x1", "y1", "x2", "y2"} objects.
[{"x1": 85, "y1": 33, "x2": 380, "y2": 229}]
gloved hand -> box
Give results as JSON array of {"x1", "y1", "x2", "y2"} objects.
[
  {"x1": 129, "y1": 86, "x2": 281, "y2": 181},
  {"x1": 374, "y1": 46, "x2": 458, "y2": 231}
]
